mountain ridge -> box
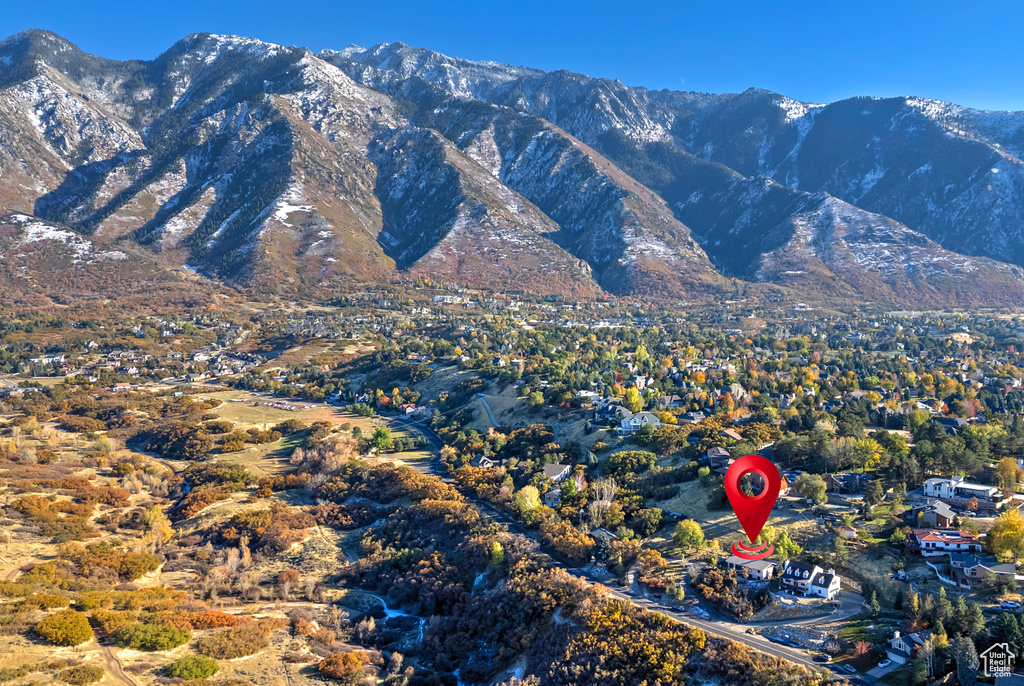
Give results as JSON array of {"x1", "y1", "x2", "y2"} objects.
[{"x1": 2, "y1": 30, "x2": 1024, "y2": 307}]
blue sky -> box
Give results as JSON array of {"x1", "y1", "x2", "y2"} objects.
[{"x1": 4, "y1": 0, "x2": 1024, "y2": 110}]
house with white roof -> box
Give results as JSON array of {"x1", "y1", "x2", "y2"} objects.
[
  {"x1": 542, "y1": 463, "x2": 571, "y2": 483},
  {"x1": 923, "y1": 477, "x2": 1008, "y2": 508},
  {"x1": 725, "y1": 555, "x2": 777, "y2": 581}
]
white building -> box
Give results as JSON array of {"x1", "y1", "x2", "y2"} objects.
[
  {"x1": 618, "y1": 411, "x2": 662, "y2": 435},
  {"x1": 913, "y1": 529, "x2": 983, "y2": 556},
  {"x1": 923, "y1": 476, "x2": 1002, "y2": 503},
  {"x1": 542, "y1": 463, "x2": 571, "y2": 482},
  {"x1": 779, "y1": 560, "x2": 842, "y2": 600},
  {"x1": 725, "y1": 555, "x2": 777, "y2": 580}
]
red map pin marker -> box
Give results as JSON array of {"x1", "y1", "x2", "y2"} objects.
[{"x1": 724, "y1": 454, "x2": 781, "y2": 560}]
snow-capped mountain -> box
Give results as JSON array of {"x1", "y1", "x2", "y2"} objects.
[{"x1": 2, "y1": 29, "x2": 1024, "y2": 307}]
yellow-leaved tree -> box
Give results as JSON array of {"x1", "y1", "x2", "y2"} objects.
[{"x1": 990, "y1": 508, "x2": 1024, "y2": 561}]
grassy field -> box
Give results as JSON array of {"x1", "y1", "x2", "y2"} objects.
[
  {"x1": 652, "y1": 481, "x2": 811, "y2": 543},
  {"x1": 258, "y1": 340, "x2": 377, "y2": 372},
  {"x1": 194, "y1": 389, "x2": 368, "y2": 429},
  {"x1": 194, "y1": 389, "x2": 432, "y2": 476}
]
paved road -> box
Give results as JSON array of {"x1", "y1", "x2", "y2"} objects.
[
  {"x1": 386, "y1": 415, "x2": 867, "y2": 684},
  {"x1": 477, "y1": 396, "x2": 499, "y2": 426}
]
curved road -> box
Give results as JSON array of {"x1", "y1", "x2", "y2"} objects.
[{"x1": 477, "y1": 396, "x2": 499, "y2": 427}]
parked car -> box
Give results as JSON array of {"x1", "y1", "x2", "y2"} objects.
[
  {"x1": 1001, "y1": 601, "x2": 1021, "y2": 610},
  {"x1": 877, "y1": 659, "x2": 892, "y2": 669},
  {"x1": 813, "y1": 654, "x2": 831, "y2": 663},
  {"x1": 842, "y1": 665, "x2": 857, "y2": 674}
]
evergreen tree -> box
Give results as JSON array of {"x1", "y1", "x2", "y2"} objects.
[
  {"x1": 934, "y1": 586, "x2": 951, "y2": 626},
  {"x1": 949, "y1": 594, "x2": 968, "y2": 636},
  {"x1": 951, "y1": 636, "x2": 979, "y2": 686},
  {"x1": 965, "y1": 602, "x2": 985, "y2": 639}
]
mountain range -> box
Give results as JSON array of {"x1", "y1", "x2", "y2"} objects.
[{"x1": 2, "y1": 29, "x2": 1024, "y2": 308}]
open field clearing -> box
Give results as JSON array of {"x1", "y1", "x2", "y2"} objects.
[
  {"x1": 649, "y1": 481, "x2": 817, "y2": 552},
  {"x1": 257, "y1": 340, "x2": 377, "y2": 372},
  {"x1": 188, "y1": 389, "x2": 427, "y2": 475}
]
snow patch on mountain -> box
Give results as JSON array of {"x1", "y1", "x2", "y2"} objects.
[
  {"x1": 775, "y1": 96, "x2": 825, "y2": 124},
  {"x1": 10, "y1": 71, "x2": 143, "y2": 164},
  {"x1": 8, "y1": 213, "x2": 128, "y2": 263},
  {"x1": 268, "y1": 183, "x2": 314, "y2": 228}
]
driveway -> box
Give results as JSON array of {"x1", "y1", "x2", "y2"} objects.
[{"x1": 866, "y1": 662, "x2": 897, "y2": 679}]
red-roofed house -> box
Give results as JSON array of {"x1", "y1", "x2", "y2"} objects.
[{"x1": 913, "y1": 529, "x2": 982, "y2": 557}]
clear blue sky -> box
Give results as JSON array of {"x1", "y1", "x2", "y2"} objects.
[{"x1": 4, "y1": 0, "x2": 1024, "y2": 110}]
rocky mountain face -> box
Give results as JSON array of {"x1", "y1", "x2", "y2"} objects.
[{"x1": 2, "y1": 30, "x2": 1023, "y2": 306}]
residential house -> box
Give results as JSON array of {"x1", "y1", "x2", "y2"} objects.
[
  {"x1": 923, "y1": 476, "x2": 1008, "y2": 509},
  {"x1": 618, "y1": 411, "x2": 662, "y2": 436},
  {"x1": 544, "y1": 487, "x2": 562, "y2": 508},
  {"x1": 838, "y1": 525, "x2": 858, "y2": 538},
  {"x1": 590, "y1": 528, "x2": 619, "y2": 546},
  {"x1": 824, "y1": 472, "x2": 866, "y2": 494},
  {"x1": 779, "y1": 560, "x2": 841, "y2": 599},
  {"x1": 913, "y1": 529, "x2": 982, "y2": 556},
  {"x1": 542, "y1": 463, "x2": 571, "y2": 483},
  {"x1": 706, "y1": 446, "x2": 732, "y2": 469},
  {"x1": 725, "y1": 556, "x2": 777, "y2": 581},
  {"x1": 912, "y1": 500, "x2": 956, "y2": 529},
  {"x1": 470, "y1": 455, "x2": 497, "y2": 469},
  {"x1": 749, "y1": 471, "x2": 790, "y2": 497},
  {"x1": 809, "y1": 569, "x2": 842, "y2": 599},
  {"x1": 931, "y1": 416, "x2": 968, "y2": 435},
  {"x1": 886, "y1": 630, "x2": 932, "y2": 665},
  {"x1": 948, "y1": 553, "x2": 1019, "y2": 588},
  {"x1": 719, "y1": 428, "x2": 743, "y2": 442},
  {"x1": 630, "y1": 375, "x2": 652, "y2": 391},
  {"x1": 596, "y1": 403, "x2": 631, "y2": 426}
]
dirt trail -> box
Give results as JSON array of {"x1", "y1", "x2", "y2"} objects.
[
  {"x1": 100, "y1": 645, "x2": 140, "y2": 686},
  {"x1": 1, "y1": 559, "x2": 26, "y2": 581}
]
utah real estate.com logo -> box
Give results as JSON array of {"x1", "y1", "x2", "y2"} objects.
[{"x1": 980, "y1": 642, "x2": 1015, "y2": 678}]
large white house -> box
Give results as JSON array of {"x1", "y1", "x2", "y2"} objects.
[
  {"x1": 923, "y1": 477, "x2": 1006, "y2": 506},
  {"x1": 779, "y1": 560, "x2": 842, "y2": 600},
  {"x1": 617, "y1": 411, "x2": 662, "y2": 436}
]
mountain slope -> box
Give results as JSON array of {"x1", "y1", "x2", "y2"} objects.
[
  {"x1": 415, "y1": 99, "x2": 726, "y2": 297},
  {"x1": 331, "y1": 43, "x2": 1024, "y2": 306},
  {"x1": 337, "y1": 42, "x2": 1024, "y2": 282},
  {"x1": 2, "y1": 31, "x2": 1024, "y2": 307}
]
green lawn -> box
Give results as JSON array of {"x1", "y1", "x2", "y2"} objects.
[
  {"x1": 878, "y1": 667, "x2": 914, "y2": 686},
  {"x1": 835, "y1": 612, "x2": 893, "y2": 645}
]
